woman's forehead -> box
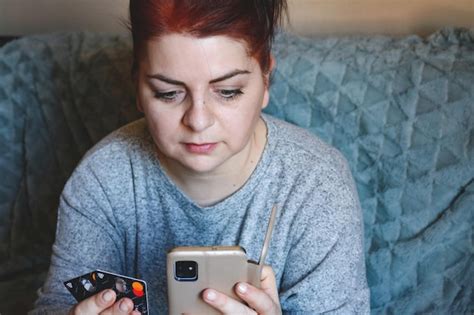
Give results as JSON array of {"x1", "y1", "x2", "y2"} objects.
[
  {"x1": 145, "y1": 34, "x2": 250, "y2": 60},
  {"x1": 141, "y1": 33, "x2": 259, "y2": 80}
]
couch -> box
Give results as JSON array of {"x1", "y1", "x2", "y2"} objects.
[{"x1": 0, "y1": 28, "x2": 472, "y2": 314}]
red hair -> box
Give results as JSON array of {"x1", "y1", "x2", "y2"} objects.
[{"x1": 129, "y1": 0, "x2": 287, "y2": 74}]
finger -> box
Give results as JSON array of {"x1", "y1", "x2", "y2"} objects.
[
  {"x1": 71, "y1": 289, "x2": 116, "y2": 315},
  {"x1": 202, "y1": 288, "x2": 256, "y2": 315},
  {"x1": 234, "y1": 282, "x2": 280, "y2": 315},
  {"x1": 260, "y1": 265, "x2": 280, "y2": 305},
  {"x1": 106, "y1": 297, "x2": 136, "y2": 314}
]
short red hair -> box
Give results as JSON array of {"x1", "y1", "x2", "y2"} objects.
[{"x1": 129, "y1": 0, "x2": 287, "y2": 74}]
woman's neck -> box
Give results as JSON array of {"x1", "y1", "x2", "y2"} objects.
[{"x1": 159, "y1": 119, "x2": 267, "y2": 207}]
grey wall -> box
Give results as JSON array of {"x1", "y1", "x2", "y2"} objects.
[
  {"x1": 0, "y1": 0, "x2": 129, "y2": 35},
  {"x1": 1, "y1": 0, "x2": 474, "y2": 37}
]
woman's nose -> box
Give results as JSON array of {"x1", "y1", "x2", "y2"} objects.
[{"x1": 182, "y1": 97, "x2": 215, "y2": 132}]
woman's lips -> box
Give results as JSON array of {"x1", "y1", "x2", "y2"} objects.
[{"x1": 184, "y1": 143, "x2": 218, "y2": 154}]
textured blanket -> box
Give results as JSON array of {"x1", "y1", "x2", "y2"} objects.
[{"x1": 0, "y1": 28, "x2": 472, "y2": 314}]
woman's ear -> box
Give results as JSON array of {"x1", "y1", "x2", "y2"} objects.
[
  {"x1": 136, "y1": 97, "x2": 144, "y2": 113},
  {"x1": 134, "y1": 83, "x2": 144, "y2": 113},
  {"x1": 135, "y1": 84, "x2": 144, "y2": 113},
  {"x1": 132, "y1": 64, "x2": 144, "y2": 113},
  {"x1": 261, "y1": 55, "x2": 276, "y2": 110},
  {"x1": 264, "y1": 54, "x2": 276, "y2": 87}
]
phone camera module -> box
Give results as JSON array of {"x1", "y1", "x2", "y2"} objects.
[{"x1": 175, "y1": 261, "x2": 198, "y2": 281}]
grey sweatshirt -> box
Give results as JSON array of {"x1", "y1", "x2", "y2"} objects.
[{"x1": 31, "y1": 114, "x2": 370, "y2": 314}]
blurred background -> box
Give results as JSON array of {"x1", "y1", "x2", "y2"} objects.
[{"x1": 0, "y1": 0, "x2": 473, "y2": 37}]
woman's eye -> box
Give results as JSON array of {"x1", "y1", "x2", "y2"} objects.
[
  {"x1": 154, "y1": 91, "x2": 184, "y2": 103},
  {"x1": 218, "y1": 89, "x2": 244, "y2": 100}
]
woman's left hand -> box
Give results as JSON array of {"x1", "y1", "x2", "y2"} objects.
[{"x1": 202, "y1": 265, "x2": 282, "y2": 315}]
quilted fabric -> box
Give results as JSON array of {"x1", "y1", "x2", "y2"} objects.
[
  {"x1": 0, "y1": 33, "x2": 142, "y2": 314},
  {"x1": 0, "y1": 29, "x2": 473, "y2": 314},
  {"x1": 268, "y1": 29, "x2": 474, "y2": 314}
]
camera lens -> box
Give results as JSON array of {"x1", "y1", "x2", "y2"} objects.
[{"x1": 175, "y1": 261, "x2": 198, "y2": 281}]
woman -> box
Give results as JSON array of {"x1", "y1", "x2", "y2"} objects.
[{"x1": 31, "y1": 1, "x2": 369, "y2": 314}]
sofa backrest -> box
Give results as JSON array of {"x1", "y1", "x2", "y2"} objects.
[{"x1": 0, "y1": 29, "x2": 472, "y2": 314}]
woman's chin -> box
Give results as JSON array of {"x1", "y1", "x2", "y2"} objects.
[{"x1": 177, "y1": 156, "x2": 227, "y2": 175}]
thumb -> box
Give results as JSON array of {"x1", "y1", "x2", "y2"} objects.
[
  {"x1": 70, "y1": 289, "x2": 116, "y2": 315},
  {"x1": 260, "y1": 265, "x2": 280, "y2": 306}
]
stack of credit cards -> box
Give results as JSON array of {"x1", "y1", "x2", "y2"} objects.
[{"x1": 64, "y1": 270, "x2": 148, "y2": 315}]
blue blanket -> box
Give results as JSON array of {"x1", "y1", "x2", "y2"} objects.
[{"x1": 0, "y1": 28, "x2": 472, "y2": 314}]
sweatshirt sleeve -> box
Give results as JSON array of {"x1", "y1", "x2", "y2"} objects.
[
  {"x1": 29, "y1": 160, "x2": 126, "y2": 315},
  {"x1": 279, "y1": 152, "x2": 370, "y2": 314}
]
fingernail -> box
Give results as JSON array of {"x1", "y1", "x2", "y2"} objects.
[
  {"x1": 237, "y1": 283, "x2": 248, "y2": 294},
  {"x1": 102, "y1": 290, "x2": 113, "y2": 302},
  {"x1": 205, "y1": 290, "x2": 217, "y2": 301},
  {"x1": 120, "y1": 299, "x2": 131, "y2": 311}
]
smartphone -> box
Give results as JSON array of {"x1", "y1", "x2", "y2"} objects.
[
  {"x1": 166, "y1": 205, "x2": 278, "y2": 315},
  {"x1": 166, "y1": 245, "x2": 260, "y2": 315}
]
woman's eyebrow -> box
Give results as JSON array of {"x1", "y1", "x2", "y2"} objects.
[
  {"x1": 209, "y1": 69, "x2": 251, "y2": 83},
  {"x1": 146, "y1": 69, "x2": 251, "y2": 86},
  {"x1": 146, "y1": 74, "x2": 184, "y2": 86}
]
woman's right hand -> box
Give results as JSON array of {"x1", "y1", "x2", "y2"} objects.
[{"x1": 68, "y1": 289, "x2": 141, "y2": 315}]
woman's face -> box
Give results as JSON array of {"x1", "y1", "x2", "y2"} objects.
[{"x1": 136, "y1": 33, "x2": 271, "y2": 175}]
